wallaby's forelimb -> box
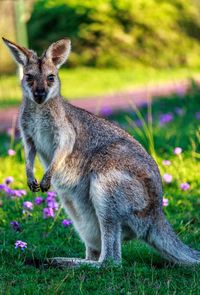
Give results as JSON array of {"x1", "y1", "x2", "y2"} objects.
[{"x1": 24, "y1": 137, "x2": 40, "y2": 192}]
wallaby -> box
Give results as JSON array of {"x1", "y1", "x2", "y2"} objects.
[{"x1": 3, "y1": 37, "x2": 200, "y2": 267}]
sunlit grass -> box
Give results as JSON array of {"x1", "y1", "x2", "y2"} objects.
[{"x1": 0, "y1": 66, "x2": 200, "y2": 108}]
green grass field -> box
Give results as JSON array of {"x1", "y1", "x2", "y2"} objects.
[
  {"x1": 0, "y1": 83, "x2": 200, "y2": 294},
  {"x1": 0, "y1": 66, "x2": 200, "y2": 108}
]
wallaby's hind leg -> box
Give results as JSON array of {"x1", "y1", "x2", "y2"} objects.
[{"x1": 98, "y1": 220, "x2": 122, "y2": 264}]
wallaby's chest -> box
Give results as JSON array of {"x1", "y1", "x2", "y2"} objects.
[{"x1": 23, "y1": 112, "x2": 55, "y2": 166}]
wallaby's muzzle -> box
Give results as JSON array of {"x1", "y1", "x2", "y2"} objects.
[{"x1": 34, "y1": 89, "x2": 47, "y2": 104}]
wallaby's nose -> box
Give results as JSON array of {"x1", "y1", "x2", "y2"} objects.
[{"x1": 34, "y1": 89, "x2": 46, "y2": 104}]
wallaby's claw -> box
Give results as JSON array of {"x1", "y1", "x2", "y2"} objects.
[
  {"x1": 40, "y1": 178, "x2": 51, "y2": 192},
  {"x1": 28, "y1": 179, "x2": 40, "y2": 192}
]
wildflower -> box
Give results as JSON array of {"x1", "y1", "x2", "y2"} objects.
[
  {"x1": 175, "y1": 107, "x2": 185, "y2": 116},
  {"x1": 0, "y1": 184, "x2": 12, "y2": 194},
  {"x1": 4, "y1": 176, "x2": 14, "y2": 185},
  {"x1": 162, "y1": 160, "x2": 171, "y2": 166},
  {"x1": 195, "y1": 112, "x2": 200, "y2": 120},
  {"x1": 15, "y1": 240, "x2": 27, "y2": 250},
  {"x1": 100, "y1": 106, "x2": 113, "y2": 117},
  {"x1": 11, "y1": 189, "x2": 26, "y2": 198},
  {"x1": 47, "y1": 191, "x2": 57, "y2": 199},
  {"x1": 6, "y1": 127, "x2": 14, "y2": 136},
  {"x1": 43, "y1": 207, "x2": 54, "y2": 218},
  {"x1": 46, "y1": 191, "x2": 59, "y2": 210},
  {"x1": 10, "y1": 221, "x2": 21, "y2": 232},
  {"x1": 47, "y1": 200, "x2": 59, "y2": 210},
  {"x1": 23, "y1": 201, "x2": 33, "y2": 211},
  {"x1": 135, "y1": 119, "x2": 142, "y2": 127},
  {"x1": 180, "y1": 182, "x2": 190, "y2": 191},
  {"x1": 34, "y1": 196, "x2": 44, "y2": 205},
  {"x1": 159, "y1": 113, "x2": 173, "y2": 125},
  {"x1": 176, "y1": 87, "x2": 185, "y2": 97},
  {"x1": 8, "y1": 149, "x2": 16, "y2": 156},
  {"x1": 163, "y1": 174, "x2": 173, "y2": 183},
  {"x1": 174, "y1": 147, "x2": 182, "y2": 155},
  {"x1": 62, "y1": 219, "x2": 72, "y2": 227},
  {"x1": 163, "y1": 198, "x2": 169, "y2": 206}
]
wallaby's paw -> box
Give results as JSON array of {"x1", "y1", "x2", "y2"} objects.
[
  {"x1": 40, "y1": 177, "x2": 51, "y2": 192},
  {"x1": 46, "y1": 257, "x2": 101, "y2": 268},
  {"x1": 28, "y1": 178, "x2": 40, "y2": 192}
]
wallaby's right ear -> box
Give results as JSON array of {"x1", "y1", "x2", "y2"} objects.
[{"x1": 2, "y1": 37, "x2": 33, "y2": 66}]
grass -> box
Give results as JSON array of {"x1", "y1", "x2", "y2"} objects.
[
  {"x1": 0, "y1": 66, "x2": 200, "y2": 108},
  {"x1": 0, "y1": 83, "x2": 200, "y2": 294}
]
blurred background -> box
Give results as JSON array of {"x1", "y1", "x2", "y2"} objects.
[{"x1": 1, "y1": 0, "x2": 200, "y2": 111}]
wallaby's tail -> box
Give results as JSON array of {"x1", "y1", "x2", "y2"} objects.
[{"x1": 146, "y1": 214, "x2": 200, "y2": 265}]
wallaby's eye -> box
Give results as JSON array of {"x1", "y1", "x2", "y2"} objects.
[
  {"x1": 26, "y1": 74, "x2": 34, "y2": 82},
  {"x1": 47, "y1": 74, "x2": 55, "y2": 82}
]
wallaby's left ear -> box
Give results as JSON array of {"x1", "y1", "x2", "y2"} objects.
[
  {"x1": 45, "y1": 38, "x2": 71, "y2": 68},
  {"x1": 2, "y1": 37, "x2": 34, "y2": 66}
]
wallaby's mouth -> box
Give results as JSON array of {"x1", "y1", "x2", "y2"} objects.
[
  {"x1": 34, "y1": 97, "x2": 46, "y2": 104},
  {"x1": 34, "y1": 91, "x2": 47, "y2": 104}
]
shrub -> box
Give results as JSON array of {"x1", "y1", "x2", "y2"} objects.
[{"x1": 27, "y1": 0, "x2": 200, "y2": 68}]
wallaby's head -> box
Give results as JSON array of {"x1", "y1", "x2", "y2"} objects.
[{"x1": 2, "y1": 37, "x2": 71, "y2": 104}]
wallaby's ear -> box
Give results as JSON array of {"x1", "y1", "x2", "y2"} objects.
[
  {"x1": 45, "y1": 38, "x2": 71, "y2": 68},
  {"x1": 2, "y1": 37, "x2": 34, "y2": 66}
]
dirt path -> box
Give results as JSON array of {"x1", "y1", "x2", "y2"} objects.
[{"x1": 0, "y1": 78, "x2": 198, "y2": 132}]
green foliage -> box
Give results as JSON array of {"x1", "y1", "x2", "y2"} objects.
[{"x1": 28, "y1": 0, "x2": 200, "y2": 68}]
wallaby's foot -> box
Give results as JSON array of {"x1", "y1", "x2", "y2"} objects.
[
  {"x1": 85, "y1": 247, "x2": 100, "y2": 261},
  {"x1": 40, "y1": 175, "x2": 51, "y2": 192},
  {"x1": 47, "y1": 257, "x2": 101, "y2": 268},
  {"x1": 27, "y1": 178, "x2": 40, "y2": 192}
]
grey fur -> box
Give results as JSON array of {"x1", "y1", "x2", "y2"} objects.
[{"x1": 3, "y1": 37, "x2": 200, "y2": 267}]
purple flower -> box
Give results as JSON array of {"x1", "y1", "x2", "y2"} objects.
[
  {"x1": 43, "y1": 207, "x2": 54, "y2": 218},
  {"x1": 162, "y1": 160, "x2": 171, "y2": 166},
  {"x1": 46, "y1": 200, "x2": 59, "y2": 210},
  {"x1": 163, "y1": 198, "x2": 169, "y2": 206},
  {"x1": 0, "y1": 184, "x2": 11, "y2": 194},
  {"x1": 180, "y1": 182, "x2": 190, "y2": 191},
  {"x1": 4, "y1": 176, "x2": 14, "y2": 185},
  {"x1": 10, "y1": 221, "x2": 21, "y2": 232},
  {"x1": 195, "y1": 112, "x2": 200, "y2": 120},
  {"x1": 15, "y1": 240, "x2": 27, "y2": 250},
  {"x1": 6, "y1": 127, "x2": 14, "y2": 136},
  {"x1": 134, "y1": 119, "x2": 142, "y2": 127},
  {"x1": 19, "y1": 190, "x2": 26, "y2": 196},
  {"x1": 176, "y1": 87, "x2": 185, "y2": 97},
  {"x1": 34, "y1": 196, "x2": 44, "y2": 205},
  {"x1": 62, "y1": 219, "x2": 72, "y2": 227},
  {"x1": 159, "y1": 113, "x2": 173, "y2": 125},
  {"x1": 175, "y1": 107, "x2": 185, "y2": 116},
  {"x1": 46, "y1": 191, "x2": 59, "y2": 210},
  {"x1": 8, "y1": 149, "x2": 16, "y2": 156},
  {"x1": 11, "y1": 189, "x2": 26, "y2": 198},
  {"x1": 174, "y1": 147, "x2": 182, "y2": 155},
  {"x1": 23, "y1": 201, "x2": 33, "y2": 211},
  {"x1": 47, "y1": 191, "x2": 57, "y2": 199},
  {"x1": 100, "y1": 106, "x2": 113, "y2": 117},
  {"x1": 163, "y1": 173, "x2": 173, "y2": 183}
]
